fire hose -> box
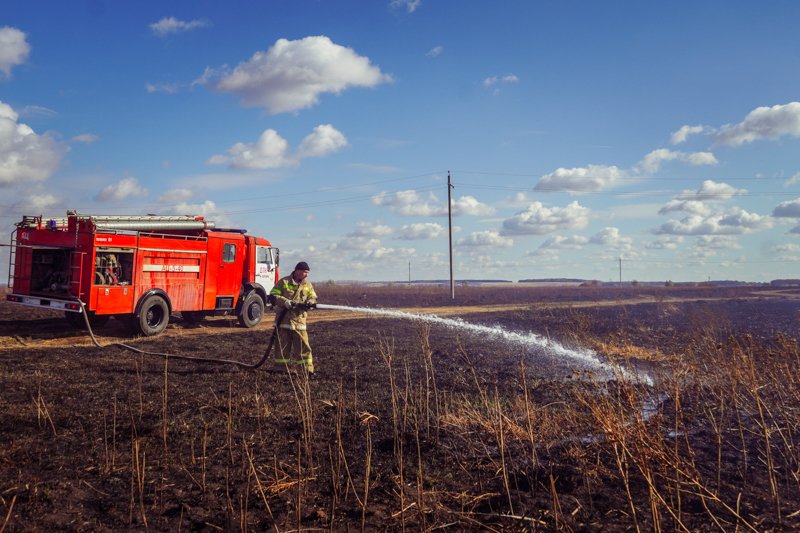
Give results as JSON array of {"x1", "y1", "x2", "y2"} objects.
[{"x1": 76, "y1": 299, "x2": 316, "y2": 369}]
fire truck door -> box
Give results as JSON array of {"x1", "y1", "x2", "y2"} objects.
[
  {"x1": 216, "y1": 241, "x2": 241, "y2": 309},
  {"x1": 255, "y1": 246, "x2": 278, "y2": 288}
]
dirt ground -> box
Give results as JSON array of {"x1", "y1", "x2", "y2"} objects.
[{"x1": 1, "y1": 284, "x2": 799, "y2": 531}]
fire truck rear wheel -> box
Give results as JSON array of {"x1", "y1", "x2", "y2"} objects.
[
  {"x1": 238, "y1": 292, "x2": 264, "y2": 328},
  {"x1": 137, "y1": 295, "x2": 170, "y2": 336}
]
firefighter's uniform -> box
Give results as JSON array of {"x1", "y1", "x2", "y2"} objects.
[{"x1": 269, "y1": 274, "x2": 317, "y2": 372}]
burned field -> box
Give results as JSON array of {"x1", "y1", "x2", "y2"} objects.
[{"x1": 1, "y1": 285, "x2": 800, "y2": 531}]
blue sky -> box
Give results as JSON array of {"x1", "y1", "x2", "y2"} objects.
[{"x1": 2, "y1": 1, "x2": 800, "y2": 282}]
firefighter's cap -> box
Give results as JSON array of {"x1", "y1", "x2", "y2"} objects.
[{"x1": 294, "y1": 261, "x2": 310, "y2": 272}]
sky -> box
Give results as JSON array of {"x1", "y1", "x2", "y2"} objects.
[{"x1": 2, "y1": 1, "x2": 800, "y2": 283}]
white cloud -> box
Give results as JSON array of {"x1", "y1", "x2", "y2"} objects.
[
  {"x1": 214, "y1": 36, "x2": 391, "y2": 114},
  {"x1": 773, "y1": 198, "x2": 800, "y2": 218},
  {"x1": 426, "y1": 46, "x2": 443, "y2": 58},
  {"x1": 347, "y1": 221, "x2": 393, "y2": 238},
  {"x1": 534, "y1": 164, "x2": 623, "y2": 193},
  {"x1": 693, "y1": 235, "x2": 742, "y2": 250},
  {"x1": 371, "y1": 190, "x2": 494, "y2": 217},
  {"x1": 636, "y1": 148, "x2": 718, "y2": 173},
  {"x1": 0, "y1": 101, "x2": 64, "y2": 186},
  {"x1": 589, "y1": 227, "x2": 633, "y2": 250},
  {"x1": 391, "y1": 0, "x2": 422, "y2": 13},
  {"x1": 645, "y1": 236, "x2": 683, "y2": 250},
  {"x1": 678, "y1": 180, "x2": 745, "y2": 201},
  {"x1": 157, "y1": 188, "x2": 193, "y2": 203},
  {"x1": 536, "y1": 235, "x2": 589, "y2": 251},
  {"x1": 72, "y1": 133, "x2": 99, "y2": 144},
  {"x1": 452, "y1": 195, "x2": 495, "y2": 216},
  {"x1": 670, "y1": 125, "x2": 705, "y2": 145},
  {"x1": 655, "y1": 208, "x2": 772, "y2": 236},
  {"x1": 457, "y1": 230, "x2": 513, "y2": 248},
  {"x1": 714, "y1": 102, "x2": 800, "y2": 146},
  {"x1": 500, "y1": 201, "x2": 590, "y2": 235},
  {"x1": 95, "y1": 177, "x2": 148, "y2": 201},
  {"x1": 208, "y1": 129, "x2": 291, "y2": 169},
  {"x1": 784, "y1": 172, "x2": 800, "y2": 187},
  {"x1": 169, "y1": 200, "x2": 232, "y2": 227},
  {"x1": 14, "y1": 191, "x2": 61, "y2": 213},
  {"x1": 396, "y1": 222, "x2": 445, "y2": 240},
  {"x1": 658, "y1": 200, "x2": 712, "y2": 216},
  {"x1": 150, "y1": 17, "x2": 209, "y2": 37},
  {"x1": 483, "y1": 74, "x2": 519, "y2": 87},
  {"x1": 296, "y1": 124, "x2": 349, "y2": 158},
  {"x1": 0, "y1": 27, "x2": 30, "y2": 76},
  {"x1": 771, "y1": 243, "x2": 800, "y2": 254},
  {"x1": 659, "y1": 180, "x2": 745, "y2": 216}
]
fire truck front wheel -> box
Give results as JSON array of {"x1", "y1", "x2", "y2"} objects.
[
  {"x1": 137, "y1": 295, "x2": 170, "y2": 336},
  {"x1": 238, "y1": 292, "x2": 265, "y2": 328}
]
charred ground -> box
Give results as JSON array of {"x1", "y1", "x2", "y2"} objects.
[{"x1": 1, "y1": 284, "x2": 799, "y2": 531}]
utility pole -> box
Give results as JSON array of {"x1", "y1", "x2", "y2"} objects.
[
  {"x1": 408, "y1": 261, "x2": 411, "y2": 284},
  {"x1": 618, "y1": 257, "x2": 622, "y2": 284},
  {"x1": 448, "y1": 171, "x2": 455, "y2": 300}
]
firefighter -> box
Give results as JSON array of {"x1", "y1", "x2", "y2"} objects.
[{"x1": 269, "y1": 261, "x2": 317, "y2": 373}]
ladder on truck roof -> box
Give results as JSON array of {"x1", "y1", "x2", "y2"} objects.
[{"x1": 76, "y1": 214, "x2": 217, "y2": 232}]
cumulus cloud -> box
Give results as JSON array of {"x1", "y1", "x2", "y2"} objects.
[
  {"x1": 645, "y1": 236, "x2": 683, "y2": 250},
  {"x1": 636, "y1": 148, "x2": 718, "y2": 174},
  {"x1": 658, "y1": 200, "x2": 712, "y2": 216},
  {"x1": 396, "y1": 222, "x2": 445, "y2": 240},
  {"x1": 157, "y1": 188, "x2": 193, "y2": 203},
  {"x1": 457, "y1": 230, "x2": 513, "y2": 248},
  {"x1": 169, "y1": 200, "x2": 232, "y2": 226},
  {"x1": 95, "y1": 177, "x2": 148, "y2": 202},
  {"x1": 347, "y1": 221, "x2": 393, "y2": 238},
  {"x1": 208, "y1": 129, "x2": 290, "y2": 169},
  {"x1": 784, "y1": 172, "x2": 800, "y2": 187},
  {"x1": 371, "y1": 189, "x2": 494, "y2": 217},
  {"x1": 0, "y1": 27, "x2": 30, "y2": 76},
  {"x1": 670, "y1": 124, "x2": 706, "y2": 145},
  {"x1": 714, "y1": 102, "x2": 800, "y2": 145},
  {"x1": 773, "y1": 198, "x2": 800, "y2": 218},
  {"x1": 0, "y1": 101, "x2": 64, "y2": 186},
  {"x1": 150, "y1": 17, "x2": 209, "y2": 37},
  {"x1": 694, "y1": 235, "x2": 742, "y2": 250},
  {"x1": 679, "y1": 180, "x2": 745, "y2": 201},
  {"x1": 296, "y1": 124, "x2": 349, "y2": 158},
  {"x1": 536, "y1": 235, "x2": 589, "y2": 252},
  {"x1": 654, "y1": 208, "x2": 772, "y2": 236},
  {"x1": 214, "y1": 36, "x2": 391, "y2": 114},
  {"x1": 659, "y1": 180, "x2": 745, "y2": 216},
  {"x1": 208, "y1": 124, "x2": 347, "y2": 169},
  {"x1": 534, "y1": 164, "x2": 623, "y2": 194},
  {"x1": 500, "y1": 201, "x2": 589, "y2": 236},
  {"x1": 589, "y1": 227, "x2": 633, "y2": 250},
  {"x1": 771, "y1": 243, "x2": 800, "y2": 254},
  {"x1": 13, "y1": 191, "x2": 61, "y2": 213}
]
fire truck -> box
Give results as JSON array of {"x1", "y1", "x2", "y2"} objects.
[{"x1": 5, "y1": 212, "x2": 280, "y2": 336}]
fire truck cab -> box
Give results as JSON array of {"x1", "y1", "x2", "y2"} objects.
[{"x1": 5, "y1": 212, "x2": 280, "y2": 336}]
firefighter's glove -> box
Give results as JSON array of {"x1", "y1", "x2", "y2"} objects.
[
  {"x1": 283, "y1": 300, "x2": 296, "y2": 310},
  {"x1": 296, "y1": 302, "x2": 316, "y2": 311}
]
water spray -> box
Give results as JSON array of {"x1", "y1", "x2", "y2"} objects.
[{"x1": 316, "y1": 303, "x2": 653, "y2": 386}]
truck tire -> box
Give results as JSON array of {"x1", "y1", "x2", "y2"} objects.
[
  {"x1": 238, "y1": 292, "x2": 264, "y2": 328},
  {"x1": 137, "y1": 295, "x2": 170, "y2": 336}
]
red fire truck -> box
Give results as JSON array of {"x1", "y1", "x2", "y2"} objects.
[{"x1": 5, "y1": 212, "x2": 280, "y2": 336}]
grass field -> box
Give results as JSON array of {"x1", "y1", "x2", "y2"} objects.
[{"x1": 1, "y1": 284, "x2": 799, "y2": 531}]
